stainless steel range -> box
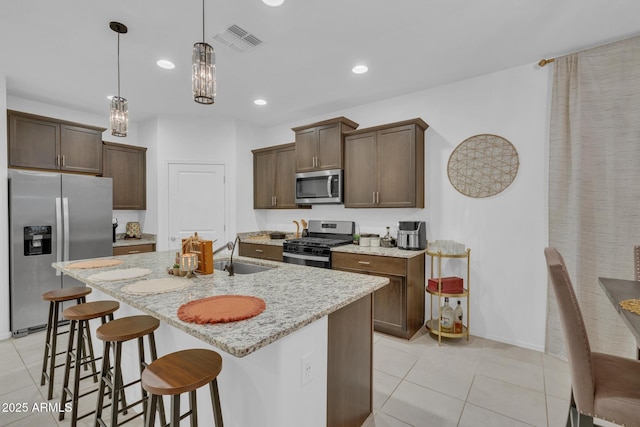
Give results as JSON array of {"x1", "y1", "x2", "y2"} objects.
[{"x1": 283, "y1": 220, "x2": 354, "y2": 268}]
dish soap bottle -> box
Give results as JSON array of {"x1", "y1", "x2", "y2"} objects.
[
  {"x1": 454, "y1": 300, "x2": 464, "y2": 334},
  {"x1": 440, "y1": 297, "x2": 454, "y2": 333},
  {"x1": 380, "y1": 226, "x2": 395, "y2": 248}
]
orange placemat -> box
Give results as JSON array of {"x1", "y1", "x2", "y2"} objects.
[
  {"x1": 67, "y1": 259, "x2": 123, "y2": 269},
  {"x1": 177, "y1": 295, "x2": 266, "y2": 324}
]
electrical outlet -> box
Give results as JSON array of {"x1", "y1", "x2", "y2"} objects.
[{"x1": 300, "y1": 353, "x2": 313, "y2": 386}]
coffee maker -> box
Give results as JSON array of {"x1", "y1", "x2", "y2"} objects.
[{"x1": 396, "y1": 221, "x2": 426, "y2": 250}]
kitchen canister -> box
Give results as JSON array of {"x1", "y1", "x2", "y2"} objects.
[
  {"x1": 370, "y1": 234, "x2": 380, "y2": 247},
  {"x1": 359, "y1": 234, "x2": 371, "y2": 247},
  {"x1": 125, "y1": 222, "x2": 141, "y2": 238}
]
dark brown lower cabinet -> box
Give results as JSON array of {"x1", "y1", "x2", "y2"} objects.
[
  {"x1": 332, "y1": 252, "x2": 425, "y2": 339},
  {"x1": 238, "y1": 242, "x2": 283, "y2": 262},
  {"x1": 113, "y1": 243, "x2": 155, "y2": 256},
  {"x1": 327, "y1": 293, "x2": 372, "y2": 427}
]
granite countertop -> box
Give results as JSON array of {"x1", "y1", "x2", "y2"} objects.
[
  {"x1": 238, "y1": 231, "x2": 296, "y2": 247},
  {"x1": 113, "y1": 233, "x2": 156, "y2": 248},
  {"x1": 331, "y1": 244, "x2": 426, "y2": 259},
  {"x1": 52, "y1": 251, "x2": 388, "y2": 358}
]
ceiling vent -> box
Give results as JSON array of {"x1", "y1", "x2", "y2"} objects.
[{"x1": 213, "y1": 24, "x2": 263, "y2": 53}]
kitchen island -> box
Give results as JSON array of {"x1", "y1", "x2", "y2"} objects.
[{"x1": 53, "y1": 251, "x2": 388, "y2": 427}]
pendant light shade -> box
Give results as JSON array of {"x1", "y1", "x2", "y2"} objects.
[
  {"x1": 110, "y1": 96, "x2": 128, "y2": 137},
  {"x1": 193, "y1": 0, "x2": 216, "y2": 104},
  {"x1": 109, "y1": 21, "x2": 128, "y2": 137}
]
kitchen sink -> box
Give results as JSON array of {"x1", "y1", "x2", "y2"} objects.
[{"x1": 213, "y1": 260, "x2": 274, "y2": 275}]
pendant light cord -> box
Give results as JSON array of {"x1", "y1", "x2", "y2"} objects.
[
  {"x1": 202, "y1": 0, "x2": 205, "y2": 43},
  {"x1": 117, "y1": 32, "x2": 121, "y2": 98}
]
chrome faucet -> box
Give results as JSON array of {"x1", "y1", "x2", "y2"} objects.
[{"x1": 223, "y1": 236, "x2": 241, "y2": 276}]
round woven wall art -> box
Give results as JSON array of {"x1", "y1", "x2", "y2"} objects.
[{"x1": 447, "y1": 134, "x2": 519, "y2": 198}]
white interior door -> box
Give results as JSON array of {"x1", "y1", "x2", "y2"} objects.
[{"x1": 168, "y1": 163, "x2": 226, "y2": 252}]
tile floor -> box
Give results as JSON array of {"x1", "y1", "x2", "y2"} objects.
[{"x1": 0, "y1": 327, "x2": 615, "y2": 427}]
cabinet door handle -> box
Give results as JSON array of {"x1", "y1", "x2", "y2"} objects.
[
  {"x1": 358, "y1": 261, "x2": 371, "y2": 265},
  {"x1": 55, "y1": 155, "x2": 59, "y2": 166},
  {"x1": 128, "y1": 250, "x2": 141, "y2": 254},
  {"x1": 376, "y1": 192, "x2": 380, "y2": 204},
  {"x1": 61, "y1": 155, "x2": 65, "y2": 166},
  {"x1": 255, "y1": 249, "x2": 264, "y2": 253},
  {"x1": 373, "y1": 192, "x2": 376, "y2": 204},
  {"x1": 274, "y1": 196, "x2": 277, "y2": 206}
]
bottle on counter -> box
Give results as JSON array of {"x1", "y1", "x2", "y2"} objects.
[
  {"x1": 440, "y1": 297, "x2": 454, "y2": 333},
  {"x1": 380, "y1": 226, "x2": 395, "y2": 248},
  {"x1": 454, "y1": 300, "x2": 464, "y2": 334}
]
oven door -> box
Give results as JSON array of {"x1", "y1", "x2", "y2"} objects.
[
  {"x1": 283, "y1": 252, "x2": 331, "y2": 269},
  {"x1": 295, "y1": 169, "x2": 342, "y2": 204}
]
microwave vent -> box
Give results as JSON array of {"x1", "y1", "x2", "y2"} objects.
[{"x1": 213, "y1": 24, "x2": 263, "y2": 53}]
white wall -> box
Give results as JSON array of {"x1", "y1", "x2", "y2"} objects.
[
  {"x1": 153, "y1": 115, "x2": 237, "y2": 251},
  {"x1": 236, "y1": 63, "x2": 552, "y2": 351}
]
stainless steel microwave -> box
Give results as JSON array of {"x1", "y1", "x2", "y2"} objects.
[{"x1": 295, "y1": 169, "x2": 343, "y2": 204}]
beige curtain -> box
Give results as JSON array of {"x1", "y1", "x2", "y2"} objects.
[{"x1": 548, "y1": 36, "x2": 640, "y2": 358}]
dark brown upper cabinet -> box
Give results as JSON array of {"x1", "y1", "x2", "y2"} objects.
[
  {"x1": 292, "y1": 117, "x2": 358, "y2": 173},
  {"x1": 102, "y1": 141, "x2": 147, "y2": 210},
  {"x1": 252, "y1": 143, "x2": 304, "y2": 209},
  {"x1": 8, "y1": 110, "x2": 105, "y2": 175},
  {"x1": 344, "y1": 118, "x2": 428, "y2": 208}
]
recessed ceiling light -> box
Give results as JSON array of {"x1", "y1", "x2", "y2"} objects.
[
  {"x1": 254, "y1": 99, "x2": 267, "y2": 106},
  {"x1": 352, "y1": 65, "x2": 368, "y2": 74},
  {"x1": 262, "y1": 0, "x2": 285, "y2": 6},
  {"x1": 156, "y1": 59, "x2": 175, "y2": 70}
]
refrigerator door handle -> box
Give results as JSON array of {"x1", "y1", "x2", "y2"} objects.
[
  {"x1": 63, "y1": 197, "x2": 70, "y2": 262},
  {"x1": 55, "y1": 197, "x2": 63, "y2": 276}
]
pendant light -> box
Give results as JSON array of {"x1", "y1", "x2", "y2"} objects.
[
  {"x1": 192, "y1": 0, "x2": 216, "y2": 104},
  {"x1": 109, "y1": 21, "x2": 128, "y2": 137}
]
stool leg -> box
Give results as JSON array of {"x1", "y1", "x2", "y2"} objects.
[
  {"x1": 144, "y1": 394, "x2": 157, "y2": 427},
  {"x1": 42, "y1": 301, "x2": 61, "y2": 400},
  {"x1": 147, "y1": 332, "x2": 166, "y2": 426},
  {"x1": 59, "y1": 319, "x2": 76, "y2": 421},
  {"x1": 93, "y1": 340, "x2": 111, "y2": 427},
  {"x1": 70, "y1": 319, "x2": 87, "y2": 427},
  {"x1": 189, "y1": 390, "x2": 197, "y2": 427},
  {"x1": 170, "y1": 394, "x2": 181, "y2": 427},
  {"x1": 210, "y1": 379, "x2": 224, "y2": 427},
  {"x1": 40, "y1": 301, "x2": 54, "y2": 387},
  {"x1": 79, "y1": 297, "x2": 99, "y2": 382},
  {"x1": 137, "y1": 336, "x2": 147, "y2": 422},
  {"x1": 110, "y1": 341, "x2": 123, "y2": 427}
]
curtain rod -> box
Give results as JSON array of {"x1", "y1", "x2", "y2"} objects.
[{"x1": 538, "y1": 58, "x2": 555, "y2": 67}]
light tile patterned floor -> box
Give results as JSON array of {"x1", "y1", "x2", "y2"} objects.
[{"x1": 0, "y1": 327, "x2": 616, "y2": 426}]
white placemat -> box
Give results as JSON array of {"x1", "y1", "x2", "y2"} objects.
[
  {"x1": 67, "y1": 259, "x2": 123, "y2": 269},
  {"x1": 121, "y1": 277, "x2": 191, "y2": 295},
  {"x1": 87, "y1": 268, "x2": 152, "y2": 282}
]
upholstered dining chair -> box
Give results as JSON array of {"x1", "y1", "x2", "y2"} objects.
[{"x1": 544, "y1": 247, "x2": 640, "y2": 427}]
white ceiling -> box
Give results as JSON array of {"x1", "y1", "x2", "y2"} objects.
[{"x1": 2, "y1": 0, "x2": 640, "y2": 128}]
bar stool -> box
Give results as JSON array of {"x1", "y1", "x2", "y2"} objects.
[
  {"x1": 41, "y1": 286, "x2": 96, "y2": 400},
  {"x1": 59, "y1": 300, "x2": 120, "y2": 427},
  {"x1": 94, "y1": 315, "x2": 166, "y2": 427},
  {"x1": 141, "y1": 349, "x2": 223, "y2": 427}
]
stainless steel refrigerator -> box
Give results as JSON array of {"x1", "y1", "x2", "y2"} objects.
[{"x1": 8, "y1": 170, "x2": 113, "y2": 337}]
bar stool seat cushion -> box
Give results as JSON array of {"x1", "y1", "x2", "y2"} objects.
[
  {"x1": 42, "y1": 286, "x2": 91, "y2": 302},
  {"x1": 62, "y1": 300, "x2": 119, "y2": 321},
  {"x1": 96, "y1": 315, "x2": 160, "y2": 342},
  {"x1": 142, "y1": 349, "x2": 222, "y2": 395}
]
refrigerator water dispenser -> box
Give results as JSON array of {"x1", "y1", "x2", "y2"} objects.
[{"x1": 24, "y1": 226, "x2": 52, "y2": 256}]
